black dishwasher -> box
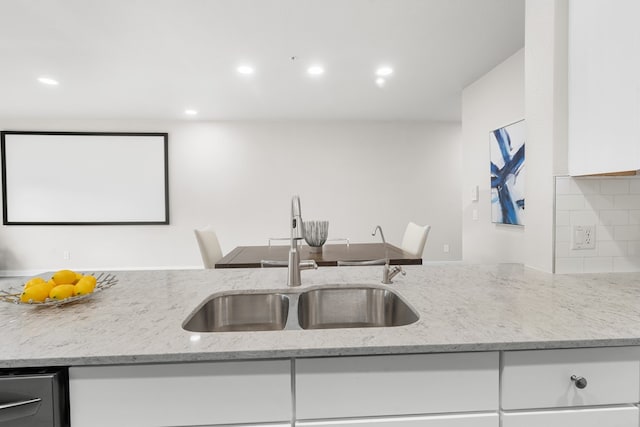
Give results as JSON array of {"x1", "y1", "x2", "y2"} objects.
[{"x1": 0, "y1": 368, "x2": 69, "y2": 427}]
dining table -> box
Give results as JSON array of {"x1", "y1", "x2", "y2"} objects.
[{"x1": 214, "y1": 242, "x2": 422, "y2": 269}]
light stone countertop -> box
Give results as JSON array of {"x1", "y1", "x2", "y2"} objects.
[{"x1": 1, "y1": 263, "x2": 640, "y2": 368}]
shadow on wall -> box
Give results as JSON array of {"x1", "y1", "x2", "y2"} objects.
[{"x1": 0, "y1": 248, "x2": 19, "y2": 273}]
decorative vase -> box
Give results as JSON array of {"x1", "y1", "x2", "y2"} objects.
[{"x1": 303, "y1": 220, "x2": 329, "y2": 253}]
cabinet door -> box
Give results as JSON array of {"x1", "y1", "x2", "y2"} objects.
[
  {"x1": 297, "y1": 413, "x2": 498, "y2": 427},
  {"x1": 296, "y1": 352, "x2": 498, "y2": 420},
  {"x1": 69, "y1": 360, "x2": 291, "y2": 427},
  {"x1": 568, "y1": 0, "x2": 640, "y2": 175},
  {"x1": 502, "y1": 405, "x2": 639, "y2": 427},
  {"x1": 501, "y1": 346, "x2": 640, "y2": 410}
]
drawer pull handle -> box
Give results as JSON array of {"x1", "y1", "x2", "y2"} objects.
[
  {"x1": 0, "y1": 397, "x2": 42, "y2": 422},
  {"x1": 570, "y1": 375, "x2": 588, "y2": 389}
]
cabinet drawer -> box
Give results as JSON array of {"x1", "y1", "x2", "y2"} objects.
[
  {"x1": 297, "y1": 413, "x2": 498, "y2": 427},
  {"x1": 501, "y1": 347, "x2": 640, "y2": 410},
  {"x1": 296, "y1": 352, "x2": 498, "y2": 420},
  {"x1": 502, "y1": 405, "x2": 639, "y2": 427},
  {"x1": 69, "y1": 360, "x2": 291, "y2": 427}
]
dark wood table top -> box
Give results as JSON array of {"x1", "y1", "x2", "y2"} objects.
[{"x1": 215, "y1": 242, "x2": 422, "y2": 269}]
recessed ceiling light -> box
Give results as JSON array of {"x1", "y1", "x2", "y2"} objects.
[
  {"x1": 37, "y1": 77, "x2": 59, "y2": 86},
  {"x1": 184, "y1": 109, "x2": 198, "y2": 116},
  {"x1": 307, "y1": 65, "x2": 325, "y2": 76},
  {"x1": 237, "y1": 65, "x2": 255, "y2": 75},
  {"x1": 375, "y1": 67, "x2": 393, "y2": 77},
  {"x1": 376, "y1": 77, "x2": 386, "y2": 87}
]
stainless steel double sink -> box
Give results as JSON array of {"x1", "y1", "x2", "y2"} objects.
[{"x1": 182, "y1": 285, "x2": 419, "y2": 332}]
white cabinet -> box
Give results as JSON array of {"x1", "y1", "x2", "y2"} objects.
[
  {"x1": 501, "y1": 347, "x2": 640, "y2": 426},
  {"x1": 501, "y1": 346, "x2": 640, "y2": 409},
  {"x1": 295, "y1": 352, "x2": 499, "y2": 420},
  {"x1": 297, "y1": 413, "x2": 498, "y2": 427},
  {"x1": 69, "y1": 360, "x2": 291, "y2": 427},
  {"x1": 65, "y1": 346, "x2": 640, "y2": 427},
  {"x1": 568, "y1": 0, "x2": 640, "y2": 175},
  {"x1": 502, "y1": 406, "x2": 639, "y2": 427}
]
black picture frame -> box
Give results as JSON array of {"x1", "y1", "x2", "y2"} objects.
[{"x1": 1, "y1": 131, "x2": 170, "y2": 225}]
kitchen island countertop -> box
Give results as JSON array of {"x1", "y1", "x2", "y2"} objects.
[{"x1": 2, "y1": 263, "x2": 640, "y2": 368}]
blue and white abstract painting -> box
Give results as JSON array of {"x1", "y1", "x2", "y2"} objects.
[{"x1": 490, "y1": 120, "x2": 525, "y2": 226}]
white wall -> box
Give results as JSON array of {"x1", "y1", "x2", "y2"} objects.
[
  {"x1": 555, "y1": 176, "x2": 640, "y2": 273},
  {"x1": 524, "y1": 0, "x2": 568, "y2": 273},
  {"x1": 461, "y1": 49, "x2": 525, "y2": 263},
  {"x1": 0, "y1": 120, "x2": 461, "y2": 274}
]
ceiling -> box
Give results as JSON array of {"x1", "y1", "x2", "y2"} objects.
[{"x1": 0, "y1": 0, "x2": 524, "y2": 121}]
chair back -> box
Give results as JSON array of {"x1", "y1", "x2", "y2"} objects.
[
  {"x1": 401, "y1": 222, "x2": 431, "y2": 257},
  {"x1": 194, "y1": 226, "x2": 223, "y2": 268}
]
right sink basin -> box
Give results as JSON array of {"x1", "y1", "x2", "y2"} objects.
[{"x1": 297, "y1": 286, "x2": 419, "y2": 330}]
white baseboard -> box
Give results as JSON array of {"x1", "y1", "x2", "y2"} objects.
[{"x1": 0, "y1": 265, "x2": 203, "y2": 278}]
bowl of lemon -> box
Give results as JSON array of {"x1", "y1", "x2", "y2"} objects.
[{"x1": 0, "y1": 269, "x2": 118, "y2": 306}]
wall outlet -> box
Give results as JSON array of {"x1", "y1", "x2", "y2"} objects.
[
  {"x1": 63, "y1": 250, "x2": 70, "y2": 260},
  {"x1": 472, "y1": 209, "x2": 478, "y2": 221},
  {"x1": 443, "y1": 244, "x2": 450, "y2": 253},
  {"x1": 571, "y1": 225, "x2": 596, "y2": 250}
]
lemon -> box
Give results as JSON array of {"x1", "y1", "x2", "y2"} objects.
[
  {"x1": 20, "y1": 283, "x2": 50, "y2": 303},
  {"x1": 79, "y1": 275, "x2": 96, "y2": 287},
  {"x1": 49, "y1": 284, "x2": 75, "y2": 300},
  {"x1": 74, "y1": 277, "x2": 96, "y2": 295},
  {"x1": 74, "y1": 272, "x2": 83, "y2": 284},
  {"x1": 40, "y1": 280, "x2": 56, "y2": 295},
  {"x1": 23, "y1": 277, "x2": 45, "y2": 290},
  {"x1": 52, "y1": 269, "x2": 77, "y2": 285}
]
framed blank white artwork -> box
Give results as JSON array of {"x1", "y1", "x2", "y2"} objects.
[{"x1": 1, "y1": 131, "x2": 169, "y2": 225}]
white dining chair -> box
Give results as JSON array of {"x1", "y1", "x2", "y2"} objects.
[
  {"x1": 401, "y1": 222, "x2": 431, "y2": 257},
  {"x1": 194, "y1": 226, "x2": 223, "y2": 269}
]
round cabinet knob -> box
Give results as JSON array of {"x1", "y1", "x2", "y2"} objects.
[{"x1": 571, "y1": 375, "x2": 588, "y2": 389}]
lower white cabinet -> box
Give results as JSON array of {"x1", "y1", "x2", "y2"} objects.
[
  {"x1": 68, "y1": 360, "x2": 291, "y2": 427},
  {"x1": 296, "y1": 352, "x2": 499, "y2": 420},
  {"x1": 296, "y1": 413, "x2": 498, "y2": 427},
  {"x1": 501, "y1": 346, "x2": 640, "y2": 410},
  {"x1": 65, "y1": 346, "x2": 640, "y2": 427},
  {"x1": 502, "y1": 405, "x2": 639, "y2": 427},
  {"x1": 501, "y1": 347, "x2": 640, "y2": 427}
]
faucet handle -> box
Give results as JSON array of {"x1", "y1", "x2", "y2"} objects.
[
  {"x1": 299, "y1": 260, "x2": 318, "y2": 270},
  {"x1": 393, "y1": 265, "x2": 407, "y2": 276},
  {"x1": 382, "y1": 264, "x2": 406, "y2": 284}
]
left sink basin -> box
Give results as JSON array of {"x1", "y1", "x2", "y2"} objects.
[{"x1": 182, "y1": 293, "x2": 289, "y2": 332}]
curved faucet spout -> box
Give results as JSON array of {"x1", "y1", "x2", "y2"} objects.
[
  {"x1": 372, "y1": 225, "x2": 386, "y2": 244},
  {"x1": 372, "y1": 225, "x2": 402, "y2": 283}
]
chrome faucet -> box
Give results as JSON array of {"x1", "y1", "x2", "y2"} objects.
[
  {"x1": 372, "y1": 225, "x2": 386, "y2": 245},
  {"x1": 288, "y1": 195, "x2": 318, "y2": 287},
  {"x1": 372, "y1": 225, "x2": 406, "y2": 284}
]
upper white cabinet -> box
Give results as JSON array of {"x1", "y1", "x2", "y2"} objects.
[{"x1": 568, "y1": 0, "x2": 640, "y2": 176}]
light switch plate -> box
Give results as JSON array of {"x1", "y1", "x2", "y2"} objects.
[{"x1": 471, "y1": 185, "x2": 479, "y2": 201}]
